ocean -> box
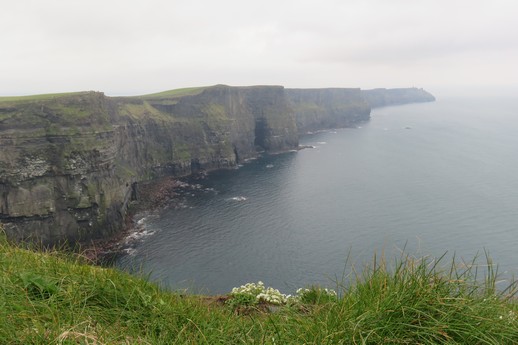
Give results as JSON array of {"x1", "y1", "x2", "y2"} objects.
[{"x1": 116, "y1": 94, "x2": 518, "y2": 295}]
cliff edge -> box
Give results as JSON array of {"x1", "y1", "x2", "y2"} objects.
[
  {"x1": 0, "y1": 85, "x2": 298, "y2": 244},
  {"x1": 0, "y1": 85, "x2": 434, "y2": 245}
]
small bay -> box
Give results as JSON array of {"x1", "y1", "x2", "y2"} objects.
[{"x1": 116, "y1": 95, "x2": 518, "y2": 294}]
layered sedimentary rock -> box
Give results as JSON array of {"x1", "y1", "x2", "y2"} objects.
[
  {"x1": 0, "y1": 85, "x2": 297, "y2": 244},
  {"x1": 0, "y1": 85, "x2": 434, "y2": 245},
  {"x1": 287, "y1": 88, "x2": 371, "y2": 133}
]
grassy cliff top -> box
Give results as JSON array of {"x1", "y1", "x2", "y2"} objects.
[
  {"x1": 136, "y1": 86, "x2": 209, "y2": 100},
  {"x1": 0, "y1": 88, "x2": 205, "y2": 104},
  {"x1": 1, "y1": 230, "x2": 516, "y2": 344},
  {"x1": 0, "y1": 85, "x2": 289, "y2": 103},
  {"x1": 0, "y1": 91, "x2": 96, "y2": 104}
]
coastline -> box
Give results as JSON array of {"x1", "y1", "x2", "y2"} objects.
[
  {"x1": 79, "y1": 139, "x2": 330, "y2": 264},
  {"x1": 80, "y1": 175, "x2": 205, "y2": 264}
]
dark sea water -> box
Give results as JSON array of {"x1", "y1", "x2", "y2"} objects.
[{"x1": 116, "y1": 95, "x2": 518, "y2": 294}]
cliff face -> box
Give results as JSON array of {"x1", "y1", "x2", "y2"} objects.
[
  {"x1": 0, "y1": 85, "x2": 434, "y2": 245},
  {"x1": 361, "y1": 87, "x2": 436, "y2": 108},
  {"x1": 0, "y1": 85, "x2": 298, "y2": 244},
  {"x1": 286, "y1": 88, "x2": 371, "y2": 134},
  {"x1": 0, "y1": 92, "x2": 124, "y2": 244}
]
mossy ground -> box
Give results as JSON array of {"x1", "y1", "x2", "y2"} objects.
[{"x1": 1, "y1": 229, "x2": 517, "y2": 344}]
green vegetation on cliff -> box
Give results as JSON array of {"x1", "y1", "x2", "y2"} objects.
[
  {"x1": 0, "y1": 85, "x2": 299, "y2": 245},
  {"x1": 1, "y1": 230, "x2": 516, "y2": 344},
  {"x1": 0, "y1": 91, "x2": 88, "y2": 103},
  {"x1": 0, "y1": 85, "x2": 434, "y2": 246},
  {"x1": 138, "y1": 87, "x2": 208, "y2": 100}
]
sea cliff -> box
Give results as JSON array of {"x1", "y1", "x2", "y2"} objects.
[
  {"x1": 0, "y1": 85, "x2": 433, "y2": 244},
  {"x1": 361, "y1": 87, "x2": 436, "y2": 108},
  {"x1": 286, "y1": 88, "x2": 370, "y2": 133}
]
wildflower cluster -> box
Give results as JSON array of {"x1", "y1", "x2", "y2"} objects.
[
  {"x1": 230, "y1": 281, "x2": 290, "y2": 305},
  {"x1": 230, "y1": 281, "x2": 266, "y2": 297},
  {"x1": 229, "y1": 282, "x2": 339, "y2": 307}
]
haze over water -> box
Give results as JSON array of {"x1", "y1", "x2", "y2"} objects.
[{"x1": 117, "y1": 95, "x2": 518, "y2": 294}]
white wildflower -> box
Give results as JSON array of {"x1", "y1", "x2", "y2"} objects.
[{"x1": 230, "y1": 281, "x2": 290, "y2": 305}]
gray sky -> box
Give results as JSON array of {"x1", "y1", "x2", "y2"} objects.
[{"x1": 1, "y1": 0, "x2": 517, "y2": 96}]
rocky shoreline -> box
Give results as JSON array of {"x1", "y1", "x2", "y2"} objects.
[
  {"x1": 79, "y1": 142, "x2": 324, "y2": 263},
  {"x1": 80, "y1": 174, "x2": 209, "y2": 264}
]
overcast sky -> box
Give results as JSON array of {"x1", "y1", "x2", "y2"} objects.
[{"x1": 1, "y1": 0, "x2": 517, "y2": 96}]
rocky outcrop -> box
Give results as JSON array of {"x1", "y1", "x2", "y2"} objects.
[
  {"x1": 0, "y1": 85, "x2": 298, "y2": 244},
  {"x1": 287, "y1": 88, "x2": 371, "y2": 134},
  {"x1": 0, "y1": 85, "x2": 434, "y2": 245},
  {"x1": 361, "y1": 87, "x2": 436, "y2": 108}
]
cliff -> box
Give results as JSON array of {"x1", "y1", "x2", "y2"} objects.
[
  {"x1": 361, "y1": 87, "x2": 436, "y2": 108},
  {"x1": 0, "y1": 85, "x2": 433, "y2": 245},
  {"x1": 286, "y1": 88, "x2": 371, "y2": 134},
  {"x1": 0, "y1": 85, "x2": 298, "y2": 244}
]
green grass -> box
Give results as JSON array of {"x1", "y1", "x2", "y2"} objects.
[
  {"x1": 0, "y1": 87, "x2": 206, "y2": 104},
  {"x1": 117, "y1": 101, "x2": 175, "y2": 121},
  {"x1": 1, "y1": 231, "x2": 517, "y2": 344},
  {"x1": 0, "y1": 92, "x2": 88, "y2": 103},
  {"x1": 138, "y1": 87, "x2": 209, "y2": 100}
]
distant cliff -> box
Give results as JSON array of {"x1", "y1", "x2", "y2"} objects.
[
  {"x1": 0, "y1": 85, "x2": 433, "y2": 245},
  {"x1": 287, "y1": 87, "x2": 436, "y2": 134},
  {"x1": 286, "y1": 88, "x2": 371, "y2": 134},
  {"x1": 361, "y1": 87, "x2": 435, "y2": 108}
]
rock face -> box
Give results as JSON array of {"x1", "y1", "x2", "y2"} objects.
[
  {"x1": 361, "y1": 87, "x2": 436, "y2": 108},
  {"x1": 287, "y1": 88, "x2": 371, "y2": 133},
  {"x1": 0, "y1": 85, "x2": 297, "y2": 244},
  {"x1": 0, "y1": 85, "x2": 434, "y2": 245}
]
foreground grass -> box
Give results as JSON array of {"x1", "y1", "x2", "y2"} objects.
[{"x1": 1, "y1": 235, "x2": 517, "y2": 344}]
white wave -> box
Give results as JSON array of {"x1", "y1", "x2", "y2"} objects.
[
  {"x1": 266, "y1": 164, "x2": 274, "y2": 168},
  {"x1": 229, "y1": 196, "x2": 247, "y2": 202},
  {"x1": 124, "y1": 247, "x2": 137, "y2": 256},
  {"x1": 126, "y1": 229, "x2": 156, "y2": 242},
  {"x1": 317, "y1": 142, "x2": 327, "y2": 145}
]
